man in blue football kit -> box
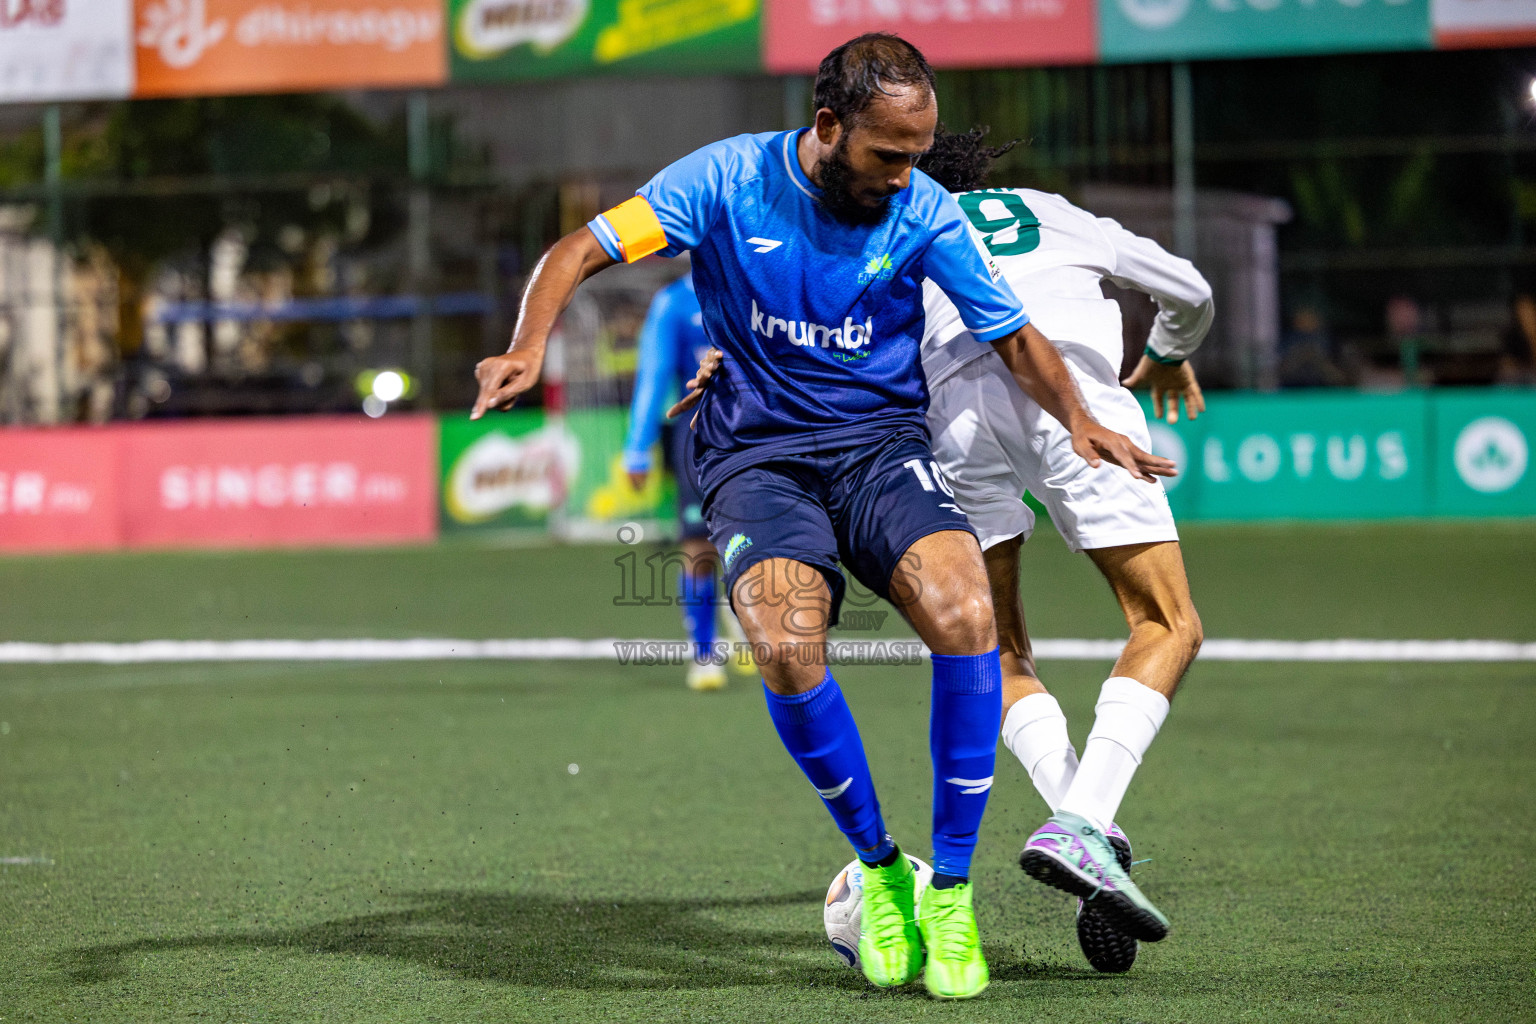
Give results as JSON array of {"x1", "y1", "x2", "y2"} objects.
[
  {"x1": 472, "y1": 34, "x2": 1172, "y2": 999},
  {"x1": 622, "y1": 271, "x2": 736, "y2": 692}
]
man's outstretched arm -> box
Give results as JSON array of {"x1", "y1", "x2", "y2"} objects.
[
  {"x1": 470, "y1": 227, "x2": 618, "y2": 419},
  {"x1": 990, "y1": 323, "x2": 1176, "y2": 483}
]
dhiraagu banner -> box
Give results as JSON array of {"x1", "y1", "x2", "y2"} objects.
[
  {"x1": 1098, "y1": 0, "x2": 1432, "y2": 62},
  {"x1": 449, "y1": 0, "x2": 761, "y2": 82}
]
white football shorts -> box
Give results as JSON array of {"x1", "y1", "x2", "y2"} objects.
[{"x1": 926, "y1": 350, "x2": 1178, "y2": 553}]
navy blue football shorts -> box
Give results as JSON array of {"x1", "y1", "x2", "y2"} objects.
[
  {"x1": 704, "y1": 435, "x2": 977, "y2": 627},
  {"x1": 665, "y1": 423, "x2": 708, "y2": 541}
]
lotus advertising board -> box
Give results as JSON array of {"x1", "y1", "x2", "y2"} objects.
[
  {"x1": 1098, "y1": 0, "x2": 1432, "y2": 62},
  {"x1": 1137, "y1": 391, "x2": 1440, "y2": 521},
  {"x1": 1430, "y1": 390, "x2": 1536, "y2": 516}
]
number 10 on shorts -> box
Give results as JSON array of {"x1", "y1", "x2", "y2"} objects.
[{"x1": 904, "y1": 459, "x2": 955, "y2": 496}]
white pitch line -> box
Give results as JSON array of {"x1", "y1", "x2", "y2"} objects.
[
  {"x1": 0, "y1": 637, "x2": 1534, "y2": 664},
  {"x1": 0, "y1": 856, "x2": 54, "y2": 866}
]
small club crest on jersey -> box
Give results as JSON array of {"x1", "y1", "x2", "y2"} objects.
[
  {"x1": 858, "y1": 253, "x2": 895, "y2": 284},
  {"x1": 723, "y1": 532, "x2": 754, "y2": 569}
]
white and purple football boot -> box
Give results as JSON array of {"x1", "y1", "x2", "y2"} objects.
[
  {"x1": 1019, "y1": 811, "x2": 1169, "y2": 943},
  {"x1": 1075, "y1": 822, "x2": 1139, "y2": 972}
]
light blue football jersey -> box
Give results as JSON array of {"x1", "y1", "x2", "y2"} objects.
[{"x1": 590, "y1": 128, "x2": 1028, "y2": 494}]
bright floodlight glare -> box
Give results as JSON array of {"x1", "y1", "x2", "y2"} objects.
[
  {"x1": 1528, "y1": 77, "x2": 1536, "y2": 106},
  {"x1": 362, "y1": 394, "x2": 387, "y2": 418},
  {"x1": 372, "y1": 370, "x2": 406, "y2": 403}
]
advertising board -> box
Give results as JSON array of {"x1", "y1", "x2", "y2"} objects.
[
  {"x1": 134, "y1": 0, "x2": 446, "y2": 97},
  {"x1": 0, "y1": 428, "x2": 121, "y2": 553},
  {"x1": 0, "y1": 0, "x2": 134, "y2": 101},
  {"x1": 1432, "y1": 0, "x2": 1536, "y2": 46},
  {"x1": 118, "y1": 415, "x2": 437, "y2": 548},
  {"x1": 449, "y1": 0, "x2": 760, "y2": 82},
  {"x1": 1098, "y1": 0, "x2": 1431, "y2": 62},
  {"x1": 764, "y1": 0, "x2": 1095, "y2": 73}
]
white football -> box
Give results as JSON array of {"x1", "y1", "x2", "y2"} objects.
[{"x1": 823, "y1": 855, "x2": 934, "y2": 970}]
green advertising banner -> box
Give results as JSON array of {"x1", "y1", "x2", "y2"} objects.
[
  {"x1": 450, "y1": 0, "x2": 761, "y2": 82},
  {"x1": 559, "y1": 407, "x2": 677, "y2": 527},
  {"x1": 439, "y1": 409, "x2": 573, "y2": 532},
  {"x1": 441, "y1": 392, "x2": 1534, "y2": 538},
  {"x1": 439, "y1": 409, "x2": 673, "y2": 535},
  {"x1": 1098, "y1": 0, "x2": 1432, "y2": 63},
  {"x1": 1138, "y1": 391, "x2": 1436, "y2": 520},
  {"x1": 1430, "y1": 390, "x2": 1536, "y2": 517},
  {"x1": 1134, "y1": 389, "x2": 1536, "y2": 521}
]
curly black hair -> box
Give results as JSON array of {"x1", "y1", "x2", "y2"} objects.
[{"x1": 916, "y1": 124, "x2": 1022, "y2": 193}]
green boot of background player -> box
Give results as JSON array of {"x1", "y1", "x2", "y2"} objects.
[
  {"x1": 857, "y1": 855, "x2": 924, "y2": 987},
  {"x1": 917, "y1": 882, "x2": 989, "y2": 1000}
]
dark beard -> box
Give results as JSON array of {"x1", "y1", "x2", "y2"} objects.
[{"x1": 815, "y1": 141, "x2": 894, "y2": 227}]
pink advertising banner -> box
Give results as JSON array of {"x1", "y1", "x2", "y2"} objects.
[
  {"x1": 0, "y1": 428, "x2": 122, "y2": 553},
  {"x1": 764, "y1": 0, "x2": 1097, "y2": 73},
  {"x1": 0, "y1": 415, "x2": 437, "y2": 554},
  {"x1": 119, "y1": 415, "x2": 437, "y2": 548}
]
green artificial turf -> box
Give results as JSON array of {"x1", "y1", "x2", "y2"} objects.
[{"x1": 2, "y1": 522, "x2": 1534, "y2": 1022}]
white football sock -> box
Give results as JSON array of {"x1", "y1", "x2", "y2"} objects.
[
  {"x1": 1057, "y1": 677, "x2": 1170, "y2": 834},
  {"x1": 1001, "y1": 692, "x2": 1079, "y2": 812}
]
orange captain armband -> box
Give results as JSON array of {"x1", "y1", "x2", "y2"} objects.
[{"x1": 599, "y1": 196, "x2": 668, "y2": 263}]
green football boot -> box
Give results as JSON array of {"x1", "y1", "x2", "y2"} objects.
[
  {"x1": 916, "y1": 882, "x2": 989, "y2": 1000},
  {"x1": 857, "y1": 855, "x2": 924, "y2": 988}
]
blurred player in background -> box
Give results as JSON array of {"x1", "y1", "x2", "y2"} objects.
[
  {"x1": 473, "y1": 34, "x2": 1172, "y2": 1000},
  {"x1": 918, "y1": 127, "x2": 1210, "y2": 968},
  {"x1": 622, "y1": 270, "x2": 738, "y2": 693}
]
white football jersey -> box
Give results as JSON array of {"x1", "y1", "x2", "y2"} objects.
[{"x1": 922, "y1": 188, "x2": 1214, "y2": 391}]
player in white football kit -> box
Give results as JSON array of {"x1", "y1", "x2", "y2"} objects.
[{"x1": 917, "y1": 128, "x2": 1210, "y2": 971}]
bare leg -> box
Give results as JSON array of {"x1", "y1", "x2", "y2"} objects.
[
  {"x1": 730, "y1": 556, "x2": 829, "y2": 694},
  {"x1": 678, "y1": 537, "x2": 725, "y2": 690},
  {"x1": 1085, "y1": 541, "x2": 1203, "y2": 699},
  {"x1": 887, "y1": 530, "x2": 997, "y2": 655},
  {"x1": 982, "y1": 535, "x2": 1045, "y2": 711},
  {"x1": 987, "y1": 537, "x2": 1203, "y2": 717}
]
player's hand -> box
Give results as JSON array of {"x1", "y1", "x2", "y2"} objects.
[
  {"x1": 470, "y1": 350, "x2": 542, "y2": 420},
  {"x1": 665, "y1": 347, "x2": 724, "y2": 420},
  {"x1": 627, "y1": 469, "x2": 649, "y2": 492},
  {"x1": 1070, "y1": 420, "x2": 1178, "y2": 483},
  {"x1": 1122, "y1": 355, "x2": 1205, "y2": 425}
]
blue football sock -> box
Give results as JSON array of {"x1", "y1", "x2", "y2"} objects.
[
  {"x1": 763, "y1": 671, "x2": 893, "y2": 863},
  {"x1": 929, "y1": 649, "x2": 1003, "y2": 879},
  {"x1": 678, "y1": 566, "x2": 717, "y2": 662}
]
